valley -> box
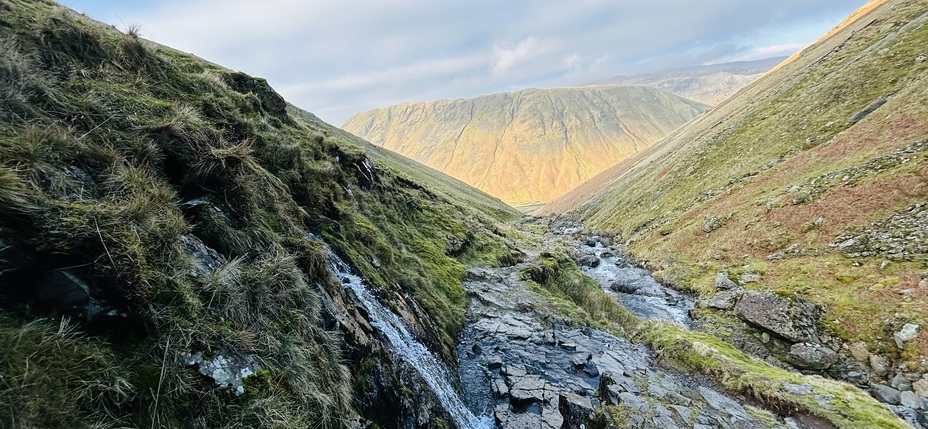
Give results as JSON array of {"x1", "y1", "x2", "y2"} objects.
[{"x1": 1, "y1": 1, "x2": 927, "y2": 429}]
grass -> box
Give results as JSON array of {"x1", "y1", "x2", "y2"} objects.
[
  {"x1": 522, "y1": 249, "x2": 907, "y2": 428},
  {"x1": 549, "y1": 0, "x2": 928, "y2": 363},
  {"x1": 0, "y1": 1, "x2": 518, "y2": 427}
]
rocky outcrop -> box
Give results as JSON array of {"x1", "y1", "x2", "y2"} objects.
[
  {"x1": 734, "y1": 291, "x2": 820, "y2": 343},
  {"x1": 343, "y1": 86, "x2": 708, "y2": 206}
]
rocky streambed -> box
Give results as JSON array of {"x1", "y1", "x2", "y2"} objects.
[{"x1": 456, "y1": 261, "x2": 770, "y2": 428}]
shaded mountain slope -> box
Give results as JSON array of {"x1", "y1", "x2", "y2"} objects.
[
  {"x1": 545, "y1": 0, "x2": 928, "y2": 373},
  {"x1": 0, "y1": 1, "x2": 518, "y2": 428},
  {"x1": 343, "y1": 85, "x2": 708, "y2": 206},
  {"x1": 587, "y1": 57, "x2": 786, "y2": 105}
]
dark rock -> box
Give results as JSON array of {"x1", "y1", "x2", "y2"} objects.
[
  {"x1": 714, "y1": 271, "x2": 738, "y2": 290},
  {"x1": 890, "y1": 405, "x2": 921, "y2": 429},
  {"x1": 180, "y1": 234, "x2": 227, "y2": 278},
  {"x1": 35, "y1": 270, "x2": 98, "y2": 319},
  {"x1": 847, "y1": 96, "x2": 888, "y2": 125},
  {"x1": 872, "y1": 383, "x2": 902, "y2": 405},
  {"x1": 610, "y1": 279, "x2": 642, "y2": 294},
  {"x1": 492, "y1": 377, "x2": 510, "y2": 398},
  {"x1": 487, "y1": 357, "x2": 503, "y2": 370},
  {"x1": 558, "y1": 393, "x2": 593, "y2": 429},
  {"x1": 575, "y1": 254, "x2": 600, "y2": 268},
  {"x1": 509, "y1": 375, "x2": 549, "y2": 406},
  {"x1": 699, "y1": 386, "x2": 750, "y2": 421},
  {"x1": 734, "y1": 291, "x2": 820, "y2": 343},
  {"x1": 892, "y1": 373, "x2": 913, "y2": 392},
  {"x1": 786, "y1": 343, "x2": 838, "y2": 370}
]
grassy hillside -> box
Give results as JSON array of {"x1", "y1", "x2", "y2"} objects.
[
  {"x1": 343, "y1": 85, "x2": 708, "y2": 207},
  {"x1": 0, "y1": 1, "x2": 517, "y2": 427},
  {"x1": 546, "y1": 0, "x2": 928, "y2": 364},
  {"x1": 587, "y1": 57, "x2": 785, "y2": 105}
]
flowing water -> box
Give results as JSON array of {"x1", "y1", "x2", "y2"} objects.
[
  {"x1": 580, "y1": 241, "x2": 694, "y2": 327},
  {"x1": 310, "y1": 234, "x2": 492, "y2": 429}
]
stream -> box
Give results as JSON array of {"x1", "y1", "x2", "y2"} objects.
[{"x1": 455, "y1": 235, "x2": 769, "y2": 429}]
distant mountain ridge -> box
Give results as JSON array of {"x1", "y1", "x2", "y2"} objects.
[
  {"x1": 343, "y1": 85, "x2": 707, "y2": 206},
  {"x1": 586, "y1": 57, "x2": 786, "y2": 105}
]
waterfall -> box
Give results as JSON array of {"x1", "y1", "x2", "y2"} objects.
[{"x1": 310, "y1": 234, "x2": 492, "y2": 429}]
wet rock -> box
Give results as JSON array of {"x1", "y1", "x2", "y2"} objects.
[
  {"x1": 575, "y1": 253, "x2": 600, "y2": 268},
  {"x1": 699, "y1": 287, "x2": 743, "y2": 310},
  {"x1": 610, "y1": 279, "x2": 642, "y2": 294},
  {"x1": 872, "y1": 383, "x2": 902, "y2": 405},
  {"x1": 734, "y1": 291, "x2": 819, "y2": 343},
  {"x1": 492, "y1": 378, "x2": 510, "y2": 398},
  {"x1": 715, "y1": 271, "x2": 738, "y2": 290},
  {"x1": 698, "y1": 386, "x2": 750, "y2": 421},
  {"x1": 558, "y1": 393, "x2": 593, "y2": 429},
  {"x1": 787, "y1": 343, "x2": 838, "y2": 370},
  {"x1": 894, "y1": 323, "x2": 920, "y2": 349},
  {"x1": 509, "y1": 375, "x2": 549, "y2": 406}
]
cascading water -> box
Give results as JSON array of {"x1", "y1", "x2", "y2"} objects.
[{"x1": 309, "y1": 234, "x2": 492, "y2": 429}]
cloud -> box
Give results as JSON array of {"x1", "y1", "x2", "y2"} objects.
[{"x1": 58, "y1": 0, "x2": 868, "y2": 124}]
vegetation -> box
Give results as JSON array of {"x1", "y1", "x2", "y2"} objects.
[
  {"x1": 545, "y1": 0, "x2": 928, "y2": 362},
  {"x1": 0, "y1": 1, "x2": 516, "y2": 427}
]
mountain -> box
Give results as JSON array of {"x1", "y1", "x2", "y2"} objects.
[
  {"x1": 586, "y1": 57, "x2": 786, "y2": 105},
  {"x1": 0, "y1": 2, "x2": 519, "y2": 428},
  {"x1": 545, "y1": 0, "x2": 928, "y2": 398},
  {"x1": 343, "y1": 85, "x2": 708, "y2": 207}
]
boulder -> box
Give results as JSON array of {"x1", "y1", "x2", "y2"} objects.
[
  {"x1": 703, "y1": 216, "x2": 722, "y2": 233},
  {"x1": 900, "y1": 391, "x2": 922, "y2": 410},
  {"x1": 575, "y1": 254, "x2": 600, "y2": 268},
  {"x1": 912, "y1": 378, "x2": 928, "y2": 397},
  {"x1": 610, "y1": 279, "x2": 642, "y2": 294},
  {"x1": 558, "y1": 393, "x2": 593, "y2": 429},
  {"x1": 699, "y1": 288, "x2": 743, "y2": 310},
  {"x1": 870, "y1": 354, "x2": 891, "y2": 377},
  {"x1": 734, "y1": 291, "x2": 819, "y2": 343},
  {"x1": 714, "y1": 272, "x2": 738, "y2": 290},
  {"x1": 786, "y1": 343, "x2": 838, "y2": 370},
  {"x1": 894, "y1": 323, "x2": 920, "y2": 349},
  {"x1": 871, "y1": 383, "x2": 902, "y2": 405}
]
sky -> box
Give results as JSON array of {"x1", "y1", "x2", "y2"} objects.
[{"x1": 60, "y1": 1, "x2": 868, "y2": 125}]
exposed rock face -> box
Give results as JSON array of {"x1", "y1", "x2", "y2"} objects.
[
  {"x1": 586, "y1": 57, "x2": 785, "y2": 105},
  {"x1": 734, "y1": 291, "x2": 820, "y2": 343},
  {"x1": 343, "y1": 85, "x2": 708, "y2": 206}
]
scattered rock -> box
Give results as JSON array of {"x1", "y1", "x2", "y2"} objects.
[
  {"x1": 791, "y1": 192, "x2": 812, "y2": 205},
  {"x1": 183, "y1": 348, "x2": 261, "y2": 396},
  {"x1": 575, "y1": 254, "x2": 600, "y2": 268},
  {"x1": 847, "y1": 96, "x2": 888, "y2": 126},
  {"x1": 699, "y1": 288, "x2": 743, "y2": 310},
  {"x1": 870, "y1": 354, "x2": 891, "y2": 377},
  {"x1": 734, "y1": 291, "x2": 819, "y2": 343},
  {"x1": 787, "y1": 343, "x2": 838, "y2": 370},
  {"x1": 739, "y1": 271, "x2": 761, "y2": 284},
  {"x1": 714, "y1": 272, "x2": 738, "y2": 290},
  {"x1": 703, "y1": 215, "x2": 723, "y2": 233},
  {"x1": 894, "y1": 323, "x2": 920, "y2": 349},
  {"x1": 871, "y1": 383, "x2": 902, "y2": 405},
  {"x1": 610, "y1": 279, "x2": 642, "y2": 294},
  {"x1": 848, "y1": 341, "x2": 870, "y2": 362},
  {"x1": 901, "y1": 391, "x2": 922, "y2": 410},
  {"x1": 912, "y1": 378, "x2": 928, "y2": 397},
  {"x1": 891, "y1": 373, "x2": 913, "y2": 392},
  {"x1": 782, "y1": 382, "x2": 814, "y2": 395}
]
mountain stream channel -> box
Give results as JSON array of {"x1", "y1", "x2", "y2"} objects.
[{"x1": 323, "y1": 229, "x2": 835, "y2": 429}]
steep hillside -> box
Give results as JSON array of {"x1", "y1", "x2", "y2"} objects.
[
  {"x1": 587, "y1": 57, "x2": 786, "y2": 105},
  {"x1": 0, "y1": 1, "x2": 518, "y2": 428},
  {"x1": 343, "y1": 85, "x2": 708, "y2": 207},
  {"x1": 546, "y1": 0, "x2": 928, "y2": 387}
]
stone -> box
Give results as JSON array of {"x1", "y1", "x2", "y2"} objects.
[
  {"x1": 891, "y1": 373, "x2": 913, "y2": 392},
  {"x1": 871, "y1": 383, "x2": 902, "y2": 405},
  {"x1": 179, "y1": 234, "x2": 227, "y2": 278},
  {"x1": 901, "y1": 391, "x2": 922, "y2": 410},
  {"x1": 699, "y1": 386, "x2": 750, "y2": 421},
  {"x1": 509, "y1": 375, "x2": 549, "y2": 406},
  {"x1": 894, "y1": 323, "x2": 920, "y2": 349},
  {"x1": 670, "y1": 404, "x2": 692, "y2": 423},
  {"x1": 575, "y1": 254, "x2": 600, "y2": 268},
  {"x1": 700, "y1": 287, "x2": 743, "y2": 310},
  {"x1": 703, "y1": 215, "x2": 723, "y2": 233},
  {"x1": 714, "y1": 272, "x2": 738, "y2": 290},
  {"x1": 610, "y1": 279, "x2": 642, "y2": 294},
  {"x1": 848, "y1": 341, "x2": 870, "y2": 362},
  {"x1": 786, "y1": 343, "x2": 838, "y2": 370},
  {"x1": 739, "y1": 271, "x2": 761, "y2": 284},
  {"x1": 558, "y1": 393, "x2": 593, "y2": 429},
  {"x1": 619, "y1": 391, "x2": 650, "y2": 413},
  {"x1": 734, "y1": 291, "x2": 819, "y2": 343},
  {"x1": 492, "y1": 377, "x2": 509, "y2": 398},
  {"x1": 912, "y1": 378, "x2": 928, "y2": 397},
  {"x1": 782, "y1": 382, "x2": 814, "y2": 395},
  {"x1": 870, "y1": 354, "x2": 891, "y2": 377}
]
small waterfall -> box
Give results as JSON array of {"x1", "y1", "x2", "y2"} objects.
[{"x1": 310, "y1": 234, "x2": 492, "y2": 429}]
